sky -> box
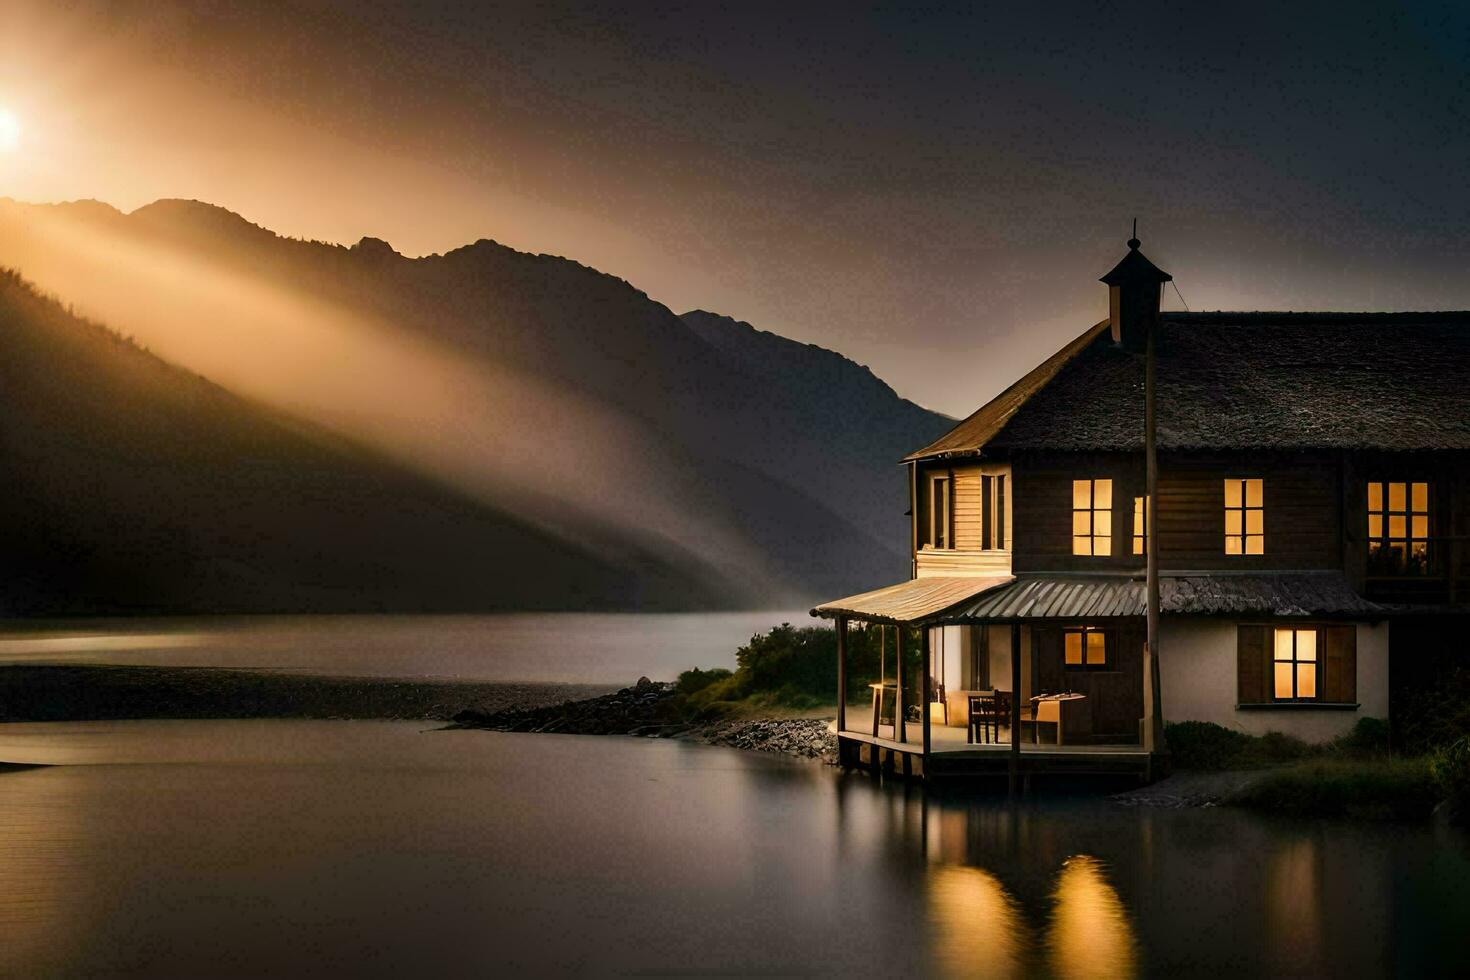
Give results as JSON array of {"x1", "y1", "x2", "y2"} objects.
[{"x1": 2, "y1": 1, "x2": 1470, "y2": 417}]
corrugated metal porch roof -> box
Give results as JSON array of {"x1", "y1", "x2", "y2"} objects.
[{"x1": 810, "y1": 575, "x2": 1013, "y2": 625}]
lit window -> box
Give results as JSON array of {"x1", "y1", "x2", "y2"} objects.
[
  {"x1": 1064, "y1": 628, "x2": 1109, "y2": 670},
  {"x1": 1132, "y1": 495, "x2": 1149, "y2": 556},
  {"x1": 1367, "y1": 481, "x2": 1429, "y2": 575},
  {"x1": 1224, "y1": 479, "x2": 1264, "y2": 555},
  {"x1": 927, "y1": 474, "x2": 952, "y2": 549},
  {"x1": 1072, "y1": 479, "x2": 1112, "y2": 556},
  {"x1": 1273, "y1": 628, "x2": 1318, "y2": 700}
]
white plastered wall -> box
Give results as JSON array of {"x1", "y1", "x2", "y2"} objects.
[{"x1": 1158, "y1": 618, "x2": 1389, "y2": 743}]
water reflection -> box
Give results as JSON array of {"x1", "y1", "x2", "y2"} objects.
[
  {"x1": 929, "y1": 865, "x2": 1024, "y2": 979},
  {"x1": 1046, "y1": 855, "x2": 1138, "y2": 980},
  {"x1": 1266, "y1": 838, "x2": 1324, "y2": 977}
]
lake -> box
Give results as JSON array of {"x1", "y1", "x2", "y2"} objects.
[
  {"x1": 0, "y1": 611, "x2": 810, "y2": 683},
  {"x1": 0, "y1": 720, "x2": 1465, "y2": 977}
]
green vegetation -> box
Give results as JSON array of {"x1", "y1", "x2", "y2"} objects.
[
  {"x1": 677, "y1": 622, "x2": 911, "y2": 718},
  {"x1": 1227, "y1": 756, "x2": 1441, "y2": 820},
  {"x1": 1430, "y1": 736, "x2": 1470, "y2": 823},
  {"x1": 1396, "y1": 665, "x2": 1470, "y2": 755}
]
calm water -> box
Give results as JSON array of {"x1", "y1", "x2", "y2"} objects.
[
  {"x1": 0, "y1": 721, "x2": 1465, "y2": 977},
  {"x1": 0, "y1": 611, "x2": 809, "y2": 682}
]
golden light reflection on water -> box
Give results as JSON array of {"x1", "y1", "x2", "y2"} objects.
[
  {"x1": 1266, "y1": 838, "x2": 1324, "y2": 976},
  {"x1": 929, "y1": 865, "x2": 1025, "y2": 980},
  {"x1": 1046, "y1": 855, "x2": 1138, "y2": 980}
]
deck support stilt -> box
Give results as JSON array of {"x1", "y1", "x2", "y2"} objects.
[{"x1": 1009, "y1": 624, "x2": 1021, "y2": 796}]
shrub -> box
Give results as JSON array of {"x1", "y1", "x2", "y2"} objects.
[
  {"x1": 1396, "y1": 665, "x2": 1470, "y2": 755},
  {"x1": 676, "y1": 667, "x2": 732, "y2": 696},
  {"x1": 1431, "y1": 736, "x2": 1470, "y2": 822},
  {"x1": 1228, "y1": 757, "x2": 1441, "y2": 820},
  {"x1": 1332, "y1": 717, "x2": 1392, "y2": 756},
  {"x1": 1163, "y1": 721, "x2": 1256, "y2": 770}
]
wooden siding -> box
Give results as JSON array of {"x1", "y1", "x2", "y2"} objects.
[
  {"x1": 914, "y1": 461, "x2": 1012, "y2": 576},
  {"x1": 1011, "y1": 451, "x2": 1143, "y2": 573}
]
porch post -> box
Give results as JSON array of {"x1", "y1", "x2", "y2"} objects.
[
  {"x1": 921, "y1": 626, "x2": 932, "y2": 759},
  {"x1": 1144, "y1": 298, "x2": 1164, "y2": 754},
  {"x1": 1009, "y1": 623, "x2": 1021, "y2": 796},
  {"x1": 836, "y1": 616, "x2": 847, "y2": 735},
  {"x1": 895, "y1": 623, "x2": 906, "y2": 742}
]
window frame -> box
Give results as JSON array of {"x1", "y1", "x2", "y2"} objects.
[
  {"x1": 925, "y1": 472, "x2": 953, "y2": 550},
  {"x1": 1272, "y1": 627, "x2": 1321, "y2": 702},
  {"x1": 1132, "y1": 494, "x2": 1149, "y2": 556},
  {"x1": 1223, "y1": 478, "x2": 1264, "y2": 556},
  {"x1": 1062, "y1": 626, "x2": 1111, "y2": 672},
  {"x1": 1071, "y1": 478, "x2": 1113, "y2": 557},
  {"x1": 1366, "y1": 480, "x2": 1431, "y2": 577},
  {"x1": 980, "y1": 472, "x2": 1007, "y2": 551}
]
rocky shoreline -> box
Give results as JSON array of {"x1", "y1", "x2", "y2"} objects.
[{"x1": 451, "y1": 677, "x2": 839, "y2": 764}]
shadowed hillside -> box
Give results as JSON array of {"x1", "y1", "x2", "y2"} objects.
[
  {"x1": 0, "y1": 199, "x2": 953, "y2": 607},
  {"x1": 0, "y1": 270, "x2": 717, "y2": 614}
]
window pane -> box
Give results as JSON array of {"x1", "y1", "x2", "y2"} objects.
[
  {"x1": 1065, "y1": 632, "x2": 1083, "y2": 665},
  {"x1": 1224, "y1": 479, "x2": 1242, "y2": 507},
  {"x1": 1095, "y1": 533, "x2": 1112, "y2": 556},
  {"x1": 1094, "y1": 479, "x2": 1112, "y2": 509},
  {"x1": 1073, "y1": 511, "x2": 1092, "y2": 535},
  {"x1": 1073, "y1": 536, "x2": 1092, "y2": 556},
  {"x1": 1224, "y1": 511, "x2": 1242, "y2": 535},
  {"x1": 1073, "y1": 480, "x2": 1091, "y2": 509},
  {"x1": 1133, "y1": 537, "x2": 1144, "y2": 556},
  {"x1": 1412, "y1": 482, "x2": 1428, "y2": 512},
  {"x1": 1245, "y1": 480, "x2": 1263, "y2": 507},
  {"x1": 1225, "y1": 535, "x2": 1242, "y2": 555},
  {"x1": 1274, "y1": 663, "x2": 1293, "y2": 698},
  {"x1": 1086, "y1": 632, "x2": 1106, "y2": 665},
  {"x1": 1412, "y1": 516, "x2": 1428, "y2": 539},
  {"x1": 1246, "y1": 510, "x2": 1264, "y2": 535},
  {"x1": 1246, "y1": 535, "x2": 1264, "y2": 555},
  {"x1": 1274, "y1": 628, "x2": 1294, "y2": 660},
  {"x1": 1389, "y1": 516, "x2": 1407, "y2": 538},
  {"x1": 1368, "y1": 515, "x2": 1382, "y2": 538},
  {"x1": 1389, "y1": 482, "x2": 1406, "y2": 511},
  {"x1": 1297, "y1": 663, "x2": 1316, "y2": 699},
  {"x1": 1368, "y1": 482, "x2": 1383, "y2": 511},
  {"x1": 1412, "y1": 540, "x2": 1428, "y2": 559},
  {"x1": 1296, "y1": 630, "x2": 1316, "y2": 661}
]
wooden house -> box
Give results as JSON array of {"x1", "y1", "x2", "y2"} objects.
[{"x1": 812, "y1": 235, "x2": 1470, "y2": 780}]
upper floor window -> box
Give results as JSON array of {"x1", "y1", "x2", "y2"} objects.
[
  {"x1": 1368, "y1": 481, "x2": 1429, "y2": 575},
  {"x1": 925, "y1": 473, "x2": 952, "y2": 549},
  {"x1": 980, "y1": 473, "x2": 1007, "y2": 550},
  {"x1": 1072, "y1": 479, "x2": 1112, "y2": 556},
  {"x1": 1132, "y1": 495, "x2": 1149, "y2": 556},
  {"x1": 1224, "y1": 478, "x2": 1264, "y2": 555},
  {"x1": 1273, "y1": 627, "x2": 1318, "y2": 700},
  {"x1": 1064, "y1": 627, "x2": 1109, "y2": 670}
]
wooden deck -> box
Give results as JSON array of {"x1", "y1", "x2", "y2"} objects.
[{"x1": 831, "y1": 718, "x2": 1156, "y2": 781}]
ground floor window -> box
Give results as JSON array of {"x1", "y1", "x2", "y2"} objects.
[
  {"x1": 1063, "y1": 627, "x2": 1108, "y2": 670},
  {"x1": 1273, "y1": 627, "x2": 1318, "y2": 700}
]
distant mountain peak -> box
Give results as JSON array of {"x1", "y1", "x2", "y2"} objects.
[{"x1": 351, "y1": 236, "x2": 400, "y2": 259}]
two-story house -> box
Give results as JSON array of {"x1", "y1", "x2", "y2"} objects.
[{"x1": 813, "y1": 235, "x2": 1470, "y2": 780}]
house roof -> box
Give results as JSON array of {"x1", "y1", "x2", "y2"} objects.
[
  {"x1": 909, "y1": 311, "x2": 1470, "y2": 457},
  {"x1": 810, "y1": 574, "x2": 1014, "y2": 625},
  {"x1": 934, "y1": 572, "x2": 1384, "y2": 621}
]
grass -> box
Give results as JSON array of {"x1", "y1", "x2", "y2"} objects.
[{"x1": 1226, "y1": 756, "x2": 1441, "y2": 820}]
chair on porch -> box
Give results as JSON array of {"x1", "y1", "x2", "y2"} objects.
[{"x1": 967, "y1": 689, "x2": 1012, "y2": 744}]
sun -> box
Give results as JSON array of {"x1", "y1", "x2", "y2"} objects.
[{"x1": 0, "y1": 109, "x2": 21, "y2": 152}]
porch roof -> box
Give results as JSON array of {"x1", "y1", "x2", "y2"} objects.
[
  {"x1": 934, "y1": 572, "x2": 1384, "y2": 622},
  {"x1": 810, "y1": 575, "x2": 1013, "y2": 625}
]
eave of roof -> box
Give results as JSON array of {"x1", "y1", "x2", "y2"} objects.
[
  {"x1": 903, "y1": 318, "x2": 1110, "y2": 462},
  {"x1": 810, "y1": 575, "x2": 1014, "y2": 625}
]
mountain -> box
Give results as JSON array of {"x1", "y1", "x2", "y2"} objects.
[
  {"x1": 0, "y1": 199, "x2": 952, "y2": 611},
  {"x1": 0, "y1": 270, "x2": 711, "y2": 614}
]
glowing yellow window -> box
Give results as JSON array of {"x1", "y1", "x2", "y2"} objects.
[
  {"x1": 1224, "y1": 479, "x2": 1264, "y2": 555},
  {"x1": 1132, "y1": 495, "x2": 1149, "y2": 556},
  {"x1": 1064, "y1": 628, "x2": 1108, "y2": 669},
  {"x1": 1072, "y1": 479, "x2": 1112, "y2": 556},
  {"x1": 1272, "y1": 628, "x2": 1317, "y2": 700},
  {"x1": 1367, "y1": 481, "x2": 1429, "y2": 574}
]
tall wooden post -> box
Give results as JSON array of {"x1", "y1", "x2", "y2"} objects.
[
  {"x1": 836, "y1": 616, "x2": 847, "y2": 736},
  {"x1": 894, "y1": 624, "x2": 906, "y2": 743},
  {"x1": 1144, "y1": 303, "x2": 1165, "y2": 755},
  {"x1": 1008, "y1": 623, "x2": 1021, "y2": 796},
  {"x1": 921, "y1": 626, "x2": 932, "y2": 760}
]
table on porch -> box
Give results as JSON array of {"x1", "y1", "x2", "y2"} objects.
[{"x1": 1029, "y1": 693, "x2": 1091, "y2": 746}]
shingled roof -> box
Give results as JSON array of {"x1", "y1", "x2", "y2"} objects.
[{"x1": 909, "y1": 311, "x2": 1470, "y2": 457}]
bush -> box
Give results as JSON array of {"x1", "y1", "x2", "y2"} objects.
[
  {"x1": 1332, "y1": 717, "x2": 1392, "y2": 756},
  {"x1": 1228, "y1": 757, "x2": 1441, "y2": 819},
  {"x1": 1164, "y1": 721, "x2": 1256, "y2": 770},
  {"x1": 1431, "y1": 736, "x2": 1470, "y2": 822},
  {"x1": 676, "y1": 667, "x2": 732, "y2": 696},
  {"x1": 1396, "y1": 666, "x2": 1470, "y2": 755}
]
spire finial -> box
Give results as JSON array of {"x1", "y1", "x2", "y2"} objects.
[{"x1": 1127, "y1": 217, "x2": 1140, "y2": 250}]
